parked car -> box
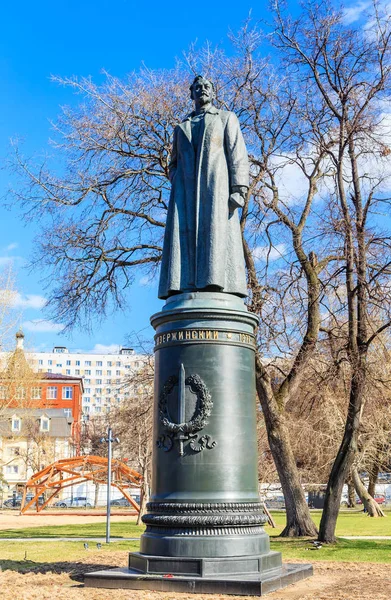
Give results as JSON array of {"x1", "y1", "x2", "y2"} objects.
[
  {"x1": 3, "y1": 493, "x2": 45, "y2": 508},
  {"x1": 110, "y1": 495, "x2": 140, "y2": 507},
  {"x1": 53, "y1": 496, "x2": 93, "y2": 508},
  {"x1": 356, "y1": 495, "x2": 385, "y2": 505}
]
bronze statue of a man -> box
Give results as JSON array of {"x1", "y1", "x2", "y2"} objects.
[{"x1": 158, "y1": 75, "x2": 249, "y2": 299}]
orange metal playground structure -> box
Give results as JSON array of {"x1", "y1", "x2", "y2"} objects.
[{"x1": 20, "y1": 455, "x2": 142, "y2": 513}]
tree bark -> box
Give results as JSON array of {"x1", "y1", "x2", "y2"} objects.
[
  {"x1": 136, "y1": 464, "x2": 149, "y2": 526},
  {"x1": 368, "y1": 462, "x2": 380, "y2": 498},
  {"x1": 318, "y1": 368, "x2": 364, "y2": 542},
  {"x1": 347, "y1": 478, "x2": 356, "y2": 508},
  {"x1": 94, "y1": 482, "x2": 100, "y2": 509},
  {"x1": 352, "y1": 467, "x2": 385, "y2": 517},
  {"x1": 256, "y1": 356, "x2": 318, "y2": 537}
]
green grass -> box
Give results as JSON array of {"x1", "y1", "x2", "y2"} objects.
[
  {"x1": 0, "y1": 520, "x2": 144, "y2": 539},
  {"x1": 270, "y1": 537, "x2": 391, "y2": 563},
  {"x1": 1, "y1": 509, "x2": 391, "y2": 539},
  {"x1": 268, "y1": 509, "x2": 391, "y2": 537}
]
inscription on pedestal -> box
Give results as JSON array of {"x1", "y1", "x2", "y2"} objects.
[{"x1": 154, "y1": 328, "x2": 256, "y2": 350}]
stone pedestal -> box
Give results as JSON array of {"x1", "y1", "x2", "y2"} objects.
[{"x1": 85, "y1": 293, "x2": 312, "y2": 594}]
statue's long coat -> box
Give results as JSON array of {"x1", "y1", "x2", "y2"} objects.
[{"x1": 158, "y1": 106, "x2": 249, "y2": 299}]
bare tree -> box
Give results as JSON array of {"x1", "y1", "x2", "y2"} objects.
[
  {"x1": 10, "y1": 3, "x2": 391, "y2": 540},
  {"x1": 271, "y1": 0, "x2": 391, "y2": 542}
]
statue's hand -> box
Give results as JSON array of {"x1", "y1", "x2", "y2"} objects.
[
  {"x1": 228, "y1": 186, "x2": 247, "y2": 213},
  {"x1": 229, "y1": 192, "x2": 244, "y2": 212}
]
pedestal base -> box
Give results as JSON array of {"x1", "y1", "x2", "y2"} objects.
[{"x1": 84, "y1": 563, "x2": 313, "y2": 595}]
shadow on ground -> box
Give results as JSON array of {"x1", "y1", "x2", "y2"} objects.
[{"x1": 0, "y1": 560, "x2": 116, "y2": 582}]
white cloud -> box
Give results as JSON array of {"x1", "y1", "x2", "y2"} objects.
[
  {"x1": 88, "y1": 343, "x2": 122, "y2": 354},
  {"x1": 6, "y1": 243, "x2": 18, "y2": 251},
  {"x1": 342, "y1": 1, "x2": 371, "y2": 24},
  {"x1": 22, "y1": 319, "x2": 65, "y2": 333},
  {"x1": 253, "y1": 243, "x2": 286, "y2": 262},
  {"x1": 0, "y1": 255, "x2": 23, "y2": 267},
  {"x1": 139, "y1": 275, "x2": 157, "y2": 287},
  {"x1": 11, "y1": 293, "x2": 46, "y2": 310}
]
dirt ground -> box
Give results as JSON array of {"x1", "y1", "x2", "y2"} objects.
[
  {"x1": 1, "y1": 556, "x2": 390, "y2": 600},
  {"x1": 1, "y1": 512, "x2": 390, "y2": 599}
]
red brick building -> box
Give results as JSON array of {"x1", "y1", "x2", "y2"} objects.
[
  {"x1": 38, "y1": 372, "x2": 84, "y2": 452},
  {"x1": 0, "y1": 333, "x2": 84, "y2": 454}
]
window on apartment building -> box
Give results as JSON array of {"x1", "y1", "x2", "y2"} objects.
[
  {"x1": 56, "y1": 364, "x2": 62, "y2": 368},
  {"x1": 16, "y1": 386, "x2": 26, "y2": 400},
  {"x1": 84, "y1": 379, "x2": 91, "y2": 384},
  {"x1": 39, "y1": 359, "x2": 43, "y2": 365},
  {"x1": 8, "y1": 446, "x2": 20, "y2": 456},
  {"x1": 96, "y1": 379, "x2": 102, "y2": 385},
  {"x1": 66, "y1": 369, "x2": 71, "y2": 375},
  {"x1": 85, "y1": 369, "x2": 91, "y2": 375},
  {"x1": 116, "y1": 379, "x2": 121, "y2": 384},
  {"x1": 11, "y1": 417, "x2": 21, "y2": 432},
  {"x1": 63, "y1": 408, "x2": 72, "y2": 418},
  {"x1": 47, "y1": 368, "x2": 52, "y2": 373},
  {"x1": 84, "y1": 406, "x2": 90, "y2": 414},
  {"x1": 48, "y1": 360, "x2": 53, "y2": 365},
  {"x1": 107, "y1": 361, "x2": 112, "y2": 367},
  {"x1": 96, "y1": 388, "x2": 102, "y2": 394},
  {"x1": 31, "y1": 387, "x2": 42, "y2": 400},
  {"x1": 96, "y1": 370, "x2": 102, "y2": 375},
  {"x1": 84, "y1": 397, "x2": 91, "y2": 403},
  {"x1": 76, "y1": 360, "x2": 80, "y2": 366},
  {"x1": 106, "y1": 379, "x2": 111, "y2": 385},
  {"x1": 47, "y1": 386, "x2": 57, "y2": 399},
  {"x1": 106, "y1": 388, "x2": 111, "y2": 394},
  {"x1": 95, "y1": 406, "x2": 101, "y2": 413},
  {"x1": 96, "y1": 361, "x2": 102, "y2": 366},
  {"x1": 116, "y1": 370, "x2": 121, "y2": 376},
  {"x1": 75, "y1": 369, "x2": 80, "y2": 375},
  {"x1": 66, "y1": 360, "x2": 71, "y2": 366},
  {"x1": 40, "y1": 417, "x2": 50, "y2": 432},
  {"x1": 85, "y1": 388, "x2": 90, "y2": 393},
  {"x1": 107, "y1": 369, "x2": 112, "y2": 376},
  {"x1": 5, "y1": 465, "x2": 19, "y2": 474},
  {"x1": 116, "y1": 361, "x2": 121, "y2": 367},
  {"x1": 106, "y1": 397, "x2": 111, "y2": 403},
  {"x1": 85, "y1": 360, "x2": 91, "y2": 366},
  {"x1": 62, "y1": 386, "x2": 73, "y2": 399},
  {"x1": 96, "y1": 397, "x2": 101, "y2": 403}
]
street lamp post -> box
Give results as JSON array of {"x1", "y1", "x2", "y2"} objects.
[{"x1": 100, "y1": 427, "x2": 119, "y2": 543}]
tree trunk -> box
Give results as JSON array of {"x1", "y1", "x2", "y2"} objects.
[
  {"x1": 136, "y1": 466, "x2": 149, "y2": 526},
  {"x1": 347, "y1": 478, "x2": 356, "y2": 508},
  {"x1": 318, "y1": 368, "x2": 364, "y2": 542},
  {"x1": 352, "y1": 467, "x2": 385, "y2": 517},
  {"x1": 368, "y1": 463, "x2": 380, "y2": 498},
  {"x1": 94, "y1": 482, "x2": 100, "y2": 509},
  {"x1": 256, "y1": 356, "x2": 318, "y2": 537}
]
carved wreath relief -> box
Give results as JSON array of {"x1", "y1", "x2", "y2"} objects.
[{"x1": 157, "y1": 364, "x2": 216, "y2": 456}]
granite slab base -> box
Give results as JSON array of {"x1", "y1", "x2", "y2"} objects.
[{"x1": 84, "y1": 562, "x2": 313, "y2": 595}]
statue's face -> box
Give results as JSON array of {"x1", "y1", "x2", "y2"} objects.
[{"x1": 191, "y1": 78, "x2": 214, "y2": 106}]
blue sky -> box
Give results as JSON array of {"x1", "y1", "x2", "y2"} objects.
[{"x1": 0, "y1": 0, "x2": 365, "y2": 352}]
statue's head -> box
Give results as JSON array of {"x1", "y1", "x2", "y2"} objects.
[{"x1": 189, "y1": 75, "x2": 215, "y2": 107}]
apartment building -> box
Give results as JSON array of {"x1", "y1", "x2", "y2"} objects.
[{"x1": 29, "y1": 346, "x2": 146, "y2": 417}]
